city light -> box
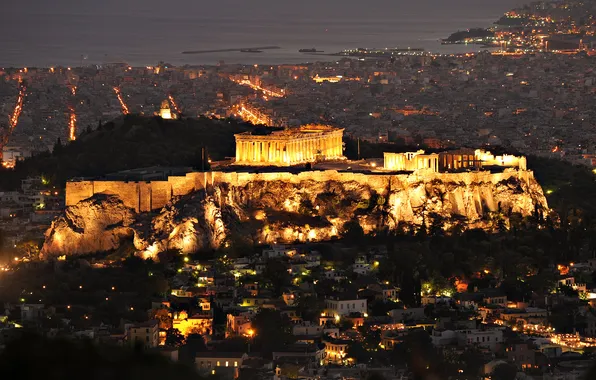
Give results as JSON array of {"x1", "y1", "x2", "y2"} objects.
[
  {"x1": 113, "y1": 87, "x2": 130, "y2": 115},
  {"x1": 8, "y1": 81, "x2": 26, "y2": 133},
  {"x1": 68, "y1": 107, "x2": 77, "y2": 141},
  {"x1": 168, "y1": 94, "x2": 181, "y2": 114},
  {"x1": 234, "y1": 104, "x2": 271, "y2": 125},
  {"x1": 229, "y1": 77, "x2": 285, "y2": 98}
]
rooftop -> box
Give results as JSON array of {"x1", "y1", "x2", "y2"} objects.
[
  {"x1": 196, "y1": 351, "x2": 246, "y2": 358},
  {"x1": 235, "y1": 125, "x2": 343, "y2": 139}
]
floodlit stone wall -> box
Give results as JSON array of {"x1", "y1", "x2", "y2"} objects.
[
  {"x1": 66, "y1": 168, "x2": 538, "y2": 213},
  {"x1": 47, "y1": 167, "x2": 548, "y2": 257}
]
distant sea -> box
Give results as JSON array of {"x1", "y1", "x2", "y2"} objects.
[{"x1": 0, "y1": 0, "x2": 525, "y2": 68}]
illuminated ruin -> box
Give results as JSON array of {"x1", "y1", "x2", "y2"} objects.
[
  {"x1": 43, "y1": 130, "x2": 547, "y2": 257},
  {"x1": 384, "y1": 149, "x2": 527, "y2": 172},
  {"x1": 158, "y1": 100, "x2": 177, "y2": 120},
  {"x1": 234, "y1": 125, "x2": 344, "y2": 166}
]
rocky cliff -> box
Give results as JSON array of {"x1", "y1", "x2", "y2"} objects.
[{"x1": 41, "y1": 169, "x2": 549, "y2": 258}]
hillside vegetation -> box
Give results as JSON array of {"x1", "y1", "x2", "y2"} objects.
[{"x1": 0, "y1": 115, "x2": 255, "y2": 190}]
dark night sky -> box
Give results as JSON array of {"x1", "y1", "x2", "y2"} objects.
[{"x1": 7, "y1": 0, "x2": 524, "y2": 18}]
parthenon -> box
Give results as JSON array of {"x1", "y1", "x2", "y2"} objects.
[{"x1": 234, "y1": 125, "x2": 344, "y2": 166}]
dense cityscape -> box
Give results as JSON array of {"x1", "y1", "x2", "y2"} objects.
[{"x1": 4, "y1": 1, "x2": 596, "y2": 380}]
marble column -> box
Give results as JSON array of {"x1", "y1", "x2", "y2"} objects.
[
  {"x1": 284, "y1": 142, "x2": 290, "y2": 164},
  {"x1": 289, "y1": 142, "x2": 294, "y2": 164},
  {"x1": 266, "y1": 142, "x2": 271, "y2": 163},
  {"x1": 331, "y1": 136, "x2": 335, "y2": 156}
]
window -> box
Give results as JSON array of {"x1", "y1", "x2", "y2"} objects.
[
  {"x1": 226, "y1": 361, "x2": 229, "y2": 367},
  {"x1": 234, "y1": 361, "x2": 238, "y2": 367},
  {"x1": 217, "y1": 361, "x2": 220, "y2": 366}
]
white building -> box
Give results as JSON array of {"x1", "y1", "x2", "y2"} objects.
[
  {"x1": 431, "y1": 329, "x2": 457, "y2": 346},
  {"x1": 2, "y1": 145, "x2": 32, "y2": 168},
  {"x1": 293, "y1": 322, "x2": 323, "y2": 336},
  {"x1": 126, "y1": 320, "x2": 159, "y2": 348},
  {"x1": 457, "y1": 328, "x2": 503, "y2": 352},
  {"x1": 352, "y1": 256, "x2": 372, "y2": 275},
  {"x1": 324, "y1": 295, "x2": 367, "y2": 317},
  {"x1": 323, "y1": 270, "x2": 346, "y2": 282}
]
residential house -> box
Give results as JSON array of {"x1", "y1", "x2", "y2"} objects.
[{"x1": 126, "y1": 320, "x2": 159, "y2": 348}]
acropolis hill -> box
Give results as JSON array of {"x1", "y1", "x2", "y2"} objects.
[{"x1": 42, "y1": 126, "x2": 548, "y2": 258}]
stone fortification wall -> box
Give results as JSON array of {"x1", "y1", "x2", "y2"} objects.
[
  {"x1": 66, "y1": 173, "x2": 199, "y2": 212},
  {"x1": 66, "y1": 169, "x2": 535, "y2": 213},
  {"x1": 47, "y1": 168, "x2": 548, "y2": 257}
]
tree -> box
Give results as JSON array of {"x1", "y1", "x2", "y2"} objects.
[
  {"x1": 346, "y1": 341, "x2": 371, "y2": 364},
  {"x1": 192, "y1": 147, "x2": 211, "y2": 171},
  {"x1": 17, "y1": 240, "x2": 41, "y2": 259},
  {"x1": 492, "y1": 363, "x2": 518, "y2": 380},
  {"x1": 0, "y1": 332, "x2": 202, "y2": 379},
  {"x1": 251, "y1": 309, "x2": 294, "y2": 356},
  {"x1": 147, "y1": 274, "x2": 169, "y2": 296},
  {"x1": 458, "y1": 348, "x2": 484, "y2": 377},
  {"x1": 366, "y1": 373, "x2": 386, "y2": 380},
  {"x1": 296, "y1": 294, "x2": 324, "y2": 321},
  {"x1": 341, "y1": 219, "x2": 365, "y2": 243},
  {"x1": 262, "y1": 260, "x2": 291, "y2": 296},
  {"x1": 150, "y1": 308, "x2": 173, "y2": 330},
  {"x1": 165, "y1": 328, "x2": 185, "y2": 347},
  {"x1": 391, "y1": 330, "x2": 443, "y2": 378},
  {"x1": 52, "y1": 138, "x2": 63, "y2": 155},
  {"x1": 339, "y1": 319, "x2": 354, "y2": 331},
  {"x1": 0, "y1": 228, "x2": 5, "y2": 252},
  {"x1": 179, "y1": 333, "x2": 207, "y2": 363}
]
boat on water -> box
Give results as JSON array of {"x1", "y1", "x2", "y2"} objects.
[
  {"x1": 241, "y1": 49, "x2": 263, "y2": 53},
  {"x1": 299, "y1": 48, "x2": 324, "y2": 53}
]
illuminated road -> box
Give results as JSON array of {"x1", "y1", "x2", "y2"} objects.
[
  {"x1": 113, "y1": 87, "x2": 130, "y2": 115},
  {"x1": 8, "y1": 81, "x2": 26, "y2": 131},
  {"x1": 507, "y1": 322, "x2": 596, "y2": 351},
  {"x1": 168, "y1": 94, "x2": 181, "y2": 114},
  {"x1": 234, "y1": 104, "x2": 270, "y2": 125},
  {"x1": 229, "y1": 78, "x2": 285, "y2": 98},
  {"x1": 68, "y1": 107, "x2": 77, "y2": 141}
]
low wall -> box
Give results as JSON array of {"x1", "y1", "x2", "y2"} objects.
[{"x1": 65, "y1": 169, "x2": 532, "y2": 213}]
